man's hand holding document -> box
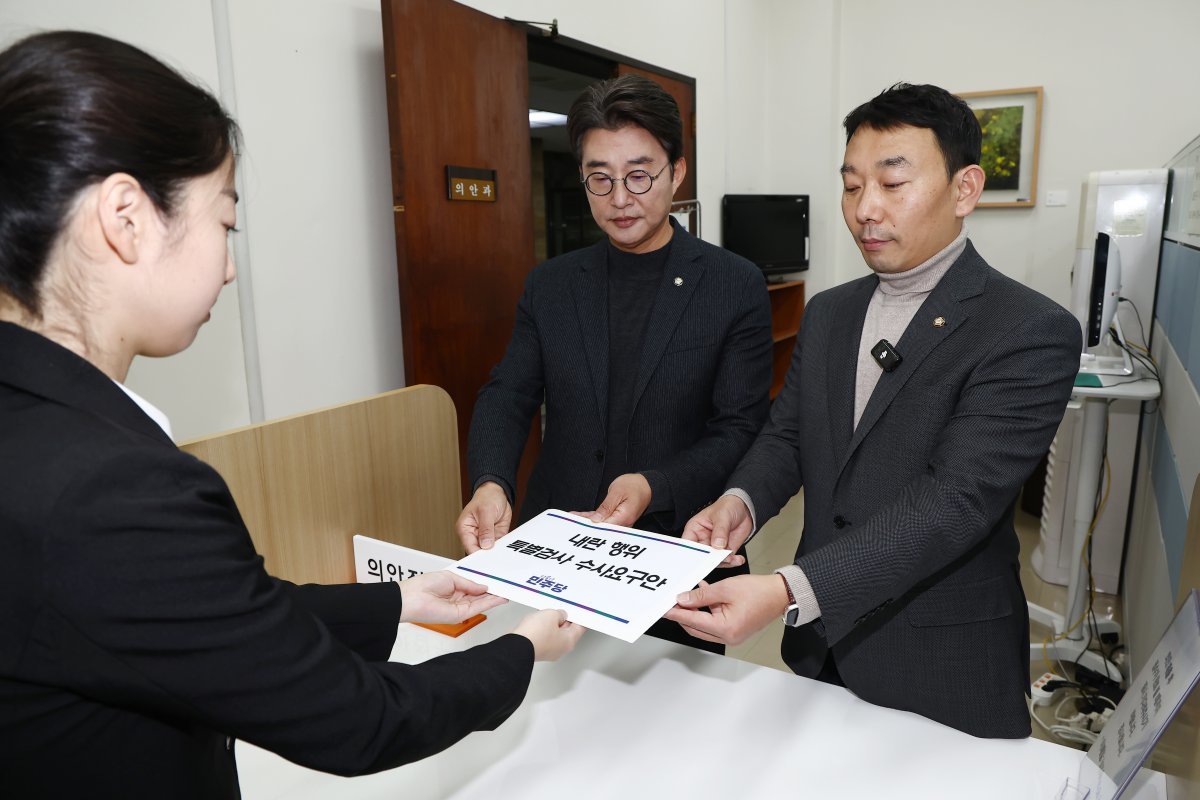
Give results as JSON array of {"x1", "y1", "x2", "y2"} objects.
[{"x1": 453, "y1": 509, "x2": 731, "y2": 642}]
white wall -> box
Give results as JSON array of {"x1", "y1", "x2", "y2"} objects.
[
  {"x1": 7, "y1": 0, "x2": 1200, "y2": 442},
  {"x1": 221, "y1": 0, "x2": 404, "y2": 422},
  {"x1": 760, "y1": 0, "x2": 841, "y2": 299},
  {"x1": 831, "y1": 0, "x2": 1200, "y2": 306},
  {"x1": 1, "y1": 2, "x2": 252, "y2": 442}
]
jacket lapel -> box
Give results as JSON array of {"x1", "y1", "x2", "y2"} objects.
[
  {"x1": 631, "y1": 223, "x2": 704, "y2": 409},
  {"x1": 572, "y1": 240, "x2": 611, "y2": 428},
  {"x1": 837, "y1": 243, "x2": 988, "y2": 477},
  {"x1": 0, "y1": 321, "x2": 174, "y2": 446},
  {"x1": 827, "y1": 278, "x2": 877, "y2": 469}
]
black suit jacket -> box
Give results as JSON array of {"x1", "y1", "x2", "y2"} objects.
[
  {"x1": 732, "y1": 242, "x2": 1080, "y2": 737},
  {"x1": 468, "y1": 220, "x2": 773, "y2": 533},
  {"x1": 0, "y1": 322, "x2": 534, "y2": 799}
]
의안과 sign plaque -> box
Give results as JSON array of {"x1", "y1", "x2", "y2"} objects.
[{"x1": 447, "y1": 165, "x2": 496, "y2": 202}]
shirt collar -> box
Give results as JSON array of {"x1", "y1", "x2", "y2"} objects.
[
  {"x1": 876, "y1": 226, "x2": 968, "y2": 296},
  {"x1": 113, "y1": 381, "x2": 174, "y2": 441}
]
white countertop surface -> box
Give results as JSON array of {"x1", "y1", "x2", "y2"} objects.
[{"x1": 238, "y1": 602, "x2": 1087, "y2": 799}]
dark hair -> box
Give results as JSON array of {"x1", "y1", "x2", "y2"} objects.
[
  {"x1": 0, "y1": 31, "x2": 239, "y2": 315},
  {"x1": 566, "y1": 74, "x2": 683, "y2": 166},
  {"x1": 843, "y1": 83, "x2": 980, "y2": 179}
]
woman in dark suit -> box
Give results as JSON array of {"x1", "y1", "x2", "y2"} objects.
[{"x1": 0, "y1": 30, "x2": 582, "y2": 799}]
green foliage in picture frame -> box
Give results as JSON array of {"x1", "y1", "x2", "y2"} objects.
[
  {"x1": 975, "y1": 105, "x2": 1023, "y2": 191},
  {"x1": 957, "y1": 87, "x2": 1041, "y2": 207}
]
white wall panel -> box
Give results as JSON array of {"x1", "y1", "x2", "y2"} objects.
[{"x1": 0, "y1": 2, "x2": 251, "y2": 441}]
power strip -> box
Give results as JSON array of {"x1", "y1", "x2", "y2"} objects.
[
  {"x1": 1031, "y1": 672, "x2": 1066, "y2": 707},
  {"x1": 1057, "y1": 707, "x2": 1113, "y2": 737}
]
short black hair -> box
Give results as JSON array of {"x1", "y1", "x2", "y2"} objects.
[
  {"x1": 843, "y1": 83, "x2": 980, "y2": 179},
  {"x1": 566, "y1": 74, "x2": 683, "y2": 166},
  {"x1": 0, "y1": 31, "x2": 239, "y2": 316}
]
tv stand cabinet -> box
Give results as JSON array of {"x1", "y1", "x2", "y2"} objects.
[{"x1": 767, "y1": 279, "x2": 804, "y2": 399}]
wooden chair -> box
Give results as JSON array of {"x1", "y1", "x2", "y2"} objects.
[{"x1": 179, "y1": 386, "x2": 463, "y2": 585}]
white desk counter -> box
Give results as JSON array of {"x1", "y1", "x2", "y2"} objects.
[{"x1": 238, "y1": 603, "x2": 1085, "y2": 799}]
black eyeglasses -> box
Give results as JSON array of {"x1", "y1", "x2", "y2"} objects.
[{"x1": 581, "y1": 163, "x2": 670, "y2": 196}]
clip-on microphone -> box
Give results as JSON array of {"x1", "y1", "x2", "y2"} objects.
[{"x1": 871, "y1": 339, "x2": 902, "y2": 373}]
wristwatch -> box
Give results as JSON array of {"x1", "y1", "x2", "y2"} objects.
[{"x1": 781, "y1": 575, "x2": 800, "y2": 626}]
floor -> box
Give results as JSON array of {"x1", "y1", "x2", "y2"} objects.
[{"x1": 724, "y1": 489, "x2": 1123, "y2": 747}]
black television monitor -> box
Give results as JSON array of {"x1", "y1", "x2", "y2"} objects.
[{"x1": 721, "y1": 194, "x2": 809, "y2": 276}]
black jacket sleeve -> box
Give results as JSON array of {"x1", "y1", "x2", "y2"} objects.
[
  {"x1": 281, "y1": 581, "x2": 403, "y2": 662},
  {"x1": 40, "y1": 447, "x2": 534, "y2": 776}
]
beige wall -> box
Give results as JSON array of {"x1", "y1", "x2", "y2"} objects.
[
  {"x1": 830, "y1": 0, "x2": 1200, "y2": 305},
  {"x1": 6, "y1": 0, "x2": 1200, "y2": 442},
  {"x1": 1, "y1": 3, "x2": 252, "y2": 442}
]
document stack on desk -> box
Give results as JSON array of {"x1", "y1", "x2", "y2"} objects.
[{"x1": 452, "y1": 509, "x2": 729, "y2": 642}]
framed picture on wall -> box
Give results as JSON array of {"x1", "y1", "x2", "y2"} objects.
[{"x1": 957, "y1": 87, "x2": 1043, "y2": 208}]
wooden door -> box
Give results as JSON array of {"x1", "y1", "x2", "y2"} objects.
[
  {"x1": 381, "y1": 0, "x2": 539, "y2": 502},
  {"x1": 617, "y1": 64, "x2": 697, "y2": 203}
]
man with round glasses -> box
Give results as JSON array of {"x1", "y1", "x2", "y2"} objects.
[{"x1": 458, "y1": 74, "x2": 773, "y2": 652}]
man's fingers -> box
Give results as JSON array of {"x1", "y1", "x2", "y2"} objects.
[
  {"x1": 682, "y1": 516, "x2": 714, "y2": 544},
  {"x1": 662, "y1": 605, "x2": 704, "y2": 626},
  {"x1": 711, "y1": 523, "x2": 732, "y2": 550},
  {"x1": 672, "y1": 585, "x2": 708, "y2": 609},
  {"x1": 594, "y1": 496, "x2": 618, "y2": 522},
  {"x1": 676, "y1": 623, "x2": 726, "y2": 645},
  {"x1": 459, "y1": 488, "x2": 511, "y2": 554},
  {"x1": 662, "y1": 608, "x2": 725, "y2": 644},
  {"x1": 718, "y1": 553, "x2": 746, "y2": 568},
  {"x1": 473, "y1": 513, "x2": 493, "y2": 549},
  {"x1": 479, "y1": 509, "x2": 510, "y2": 549}
]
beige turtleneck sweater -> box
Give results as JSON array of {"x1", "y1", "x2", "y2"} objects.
[{"x1": 852, "y1": 227, "x2": 967, "y2": 428}]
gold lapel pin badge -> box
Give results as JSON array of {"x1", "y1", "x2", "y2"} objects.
[{"x1": 933, "y1": 316, "x2": 946, "y2": 328}]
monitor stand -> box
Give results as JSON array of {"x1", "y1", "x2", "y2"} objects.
[
  {"x1": 1029, "y1": 363, "x2": 1160, "y2": 682},
  {"x1": 1078, "y1": 318, "x2": 1133, "y2": 377}
]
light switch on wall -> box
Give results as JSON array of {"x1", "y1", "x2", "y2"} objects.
[{"x1": 1046, "y1": 190, "x2": 1069, "y2": 207}]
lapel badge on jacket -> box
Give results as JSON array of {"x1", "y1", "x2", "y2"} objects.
[
  {"x1": 933, "y1": 316, "x2": 946, "y2": 328},
  {"x1": 673, "y1": 276, "x2": 683, "y2": 286}
]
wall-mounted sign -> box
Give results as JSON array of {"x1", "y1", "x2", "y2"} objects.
[{"x1": 447, "y1": 165, "x2": 497, "y2": 202}]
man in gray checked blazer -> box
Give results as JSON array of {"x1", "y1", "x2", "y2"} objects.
[
  {"x1": 458, "y1": 75, "x2": 773, "y2": 653},
  {"x1": 668, "y1": 83, "x2": 1081, "y2": 737}
]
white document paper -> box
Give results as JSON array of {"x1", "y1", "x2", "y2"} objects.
[{"x1": 452, "y1": 509, "x2": 730, "y2": 642}]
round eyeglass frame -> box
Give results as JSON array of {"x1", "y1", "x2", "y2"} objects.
[{"x1": 580, "y1": 163, "x2": 670, "y2": 196}]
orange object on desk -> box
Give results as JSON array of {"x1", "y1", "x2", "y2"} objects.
[{"x1": 413, "y1": 614, "x2": 488, "y2": 638}]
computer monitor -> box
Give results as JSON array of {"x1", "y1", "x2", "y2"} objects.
[
  {"x1": 721, "y1": 194, "x2": 809, "y2": 277},
  {"x1": 1086, "y1": 232, "x2": 1122, "y2": 348},
  {"x1": 1079, "y1": 231, "x2": 1132, "y2": 375}
]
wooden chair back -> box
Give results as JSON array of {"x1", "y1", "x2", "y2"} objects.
[{"x1": 179, "y1": 385, "x2": 462, "y2": 584}]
